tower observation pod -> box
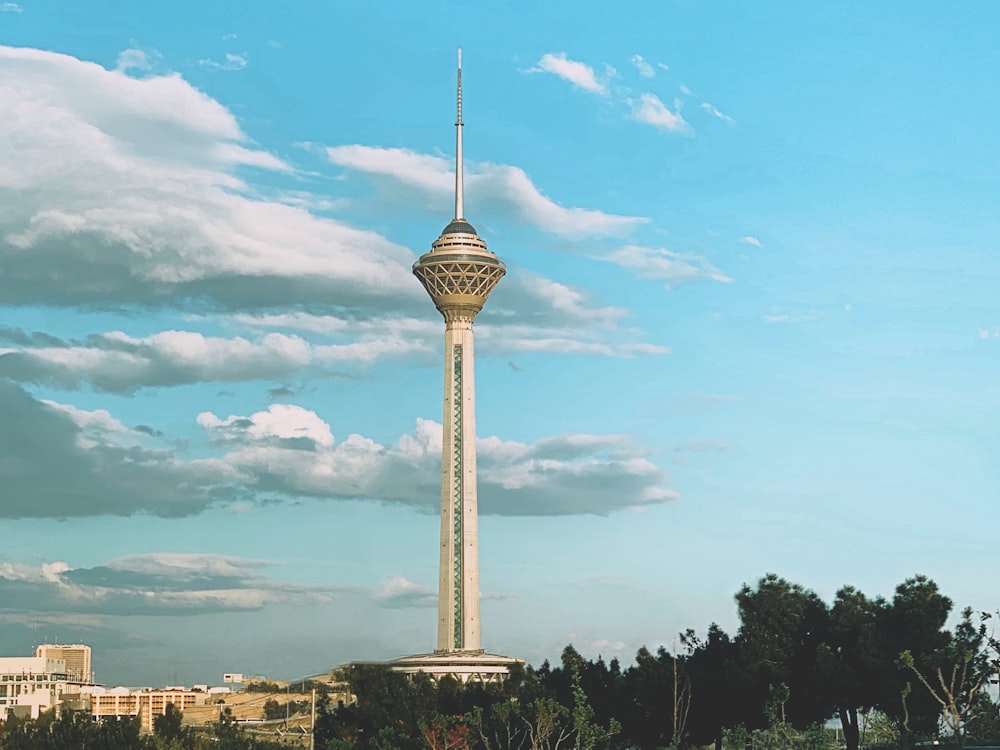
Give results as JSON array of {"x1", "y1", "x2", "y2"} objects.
[{"x1": 394, "y1": 49, "x2": 520, "y2": 684}]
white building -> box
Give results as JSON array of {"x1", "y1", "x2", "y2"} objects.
[{"x1": 0, "y1": 656, "x2": 70, "y2": 719}]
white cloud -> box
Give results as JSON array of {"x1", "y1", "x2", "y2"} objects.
[
  {"x1": 606, "y1": 245, "x2": 732, "y2": 289},
  {"x1": 529, "y1": 52, "x2": 607, "y2": 95},
  {"x1": 236, "y1": 275, "x2": 668, "y2": 360},
  {"x1": 630, "y1": 93, "x2": 690, "y2": 133},
  {"x1": 679, "y1": 84, "x2": 692, "y2": 96},
  {"x1": 0, "y1": 45, "x2": 421, "y2": 311},
  {"x1": 0, "y1": 381, "x2": 238, "y2": 519},
  {"x1": 0, "y1": 2, "x2": 22, "y2": 11},
  {"x1": 978, "y1": 328, "x2": 999, "y2": 340},
  {"x1": 199, "y1": 52, "x2": 248, "y2": 71},
  {"x1": 700, "y1": 102, "x2": 734, "y2": 124},
  {"x1": 0, "y1": 554, "x2": 334, "y2": 616},
  {"x1": 196, "y1": 408, "x2": 676, "y2": 516},
  {"x1": 0, "y1": 328, "x2": 429, "y2": 392},
  {"x1": 739, "y1": 235, "x2": 763, "y2": 247},
  {"x1": 630, "y1": 55, "x2": 655, "y2": 78},
  {"x1": 325, "y1": 144, "x2": 647, "y2": 239},
  {"x1": 375, "y1": 576, "x2": 436, "y2": 608},
  {"x1": 198, "y1": 404, "x2": 335, "y2": 448}
]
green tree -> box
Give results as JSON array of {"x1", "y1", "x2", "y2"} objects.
[
  {"x1": 153, "y1": 702, "x2": 190, "y2": 748},
  {"x1": 963, "y1": 690, "x2": 1000, "y2": 745},
  {"x1": 684, "y1": 624, "x2": 757, "y2": 750},
  {"x1": 735, "y1": 574, "x2": 832, "y2": 728},
  {"x1": 878, "y1": 576, "x2": 953, "y2": 750},
  {"x1": 314, "y1": 664, "x2": 437, "y2": 750},
  {"x1": 819, "y1": 586, "x2": 887, "y2": 750},
  {"x1": 900, "y1": 608, "x2": 990, "y2": 748}
]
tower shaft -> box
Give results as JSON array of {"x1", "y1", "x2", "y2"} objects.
[{"x1": 437, "y1": 316, "x2": 480, "y2": 652}]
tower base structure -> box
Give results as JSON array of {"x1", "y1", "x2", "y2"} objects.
[{"x1": 390, "y1": 650, "x2": 523, "y2": 685}]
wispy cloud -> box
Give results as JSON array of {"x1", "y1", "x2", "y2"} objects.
[
  {"x1": 978, "y1": 328, "x2": 1000, "y2": 340},
  {"x1": 529, "y1": 52, "x2": 607, "y2": 95},
  {"x1": 0, "y1": 554, "x2": 335, "y2": 616},
  {"x1": 0, "y1": 2, "x2": 22, "y2": 12},
  {"x1": 0, "y1": 328, "x2": 429, "y2": 393},
  {"x1": 115, "y1": 48, "x2": 153, "y2": 73},
  {"x1": 630, "y1": 54, "x2": 655, "y2": 78},
  {"x1": 701, "y1": 102, "x2": 734, "y2": 124},
  {"x1": 629, "y1": 93, "x2": 690, "y2": 133},
  {"x1": 375, "y1": 576, "x2": 436, "y2": 608},
  {"x1": 739, "y1": 235, "x2": 763, "y2": 247},
  {"x1": 679, "y1": 84, "x2": 692, "y2": 96},
  {"x1": 199, "y1": 52, "x2": 248, "y2": 71},
  {"x1": 606, "y1": 245, "x2": 731, "y2": 288},
  {"x1": 325, "y1": 144, "x2": 647, "y2": 239},
  {"x1": 762, "y1": 311, "x2": 820, "y2": 324}
]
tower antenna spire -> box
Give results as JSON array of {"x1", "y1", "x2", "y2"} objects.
[{"x1": 455, "y1": 47, "x2": 464, "y2": 221}]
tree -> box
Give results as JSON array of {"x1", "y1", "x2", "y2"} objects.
[
  {"x1": 314, "y1": 664, "x2": 437, "y2": 750},
  {"x1": 684, "y1": 624, "x2": 757, "y2": 750},
  {"x1": 621, "y1": 645, "x2": 678, "y2": 749},
  {"x1": 819, "y1": 586, "x2": 887, "y2": 750},
  {"x1": 735, "y1": 574, "x2": 832, "y2": 728},
  {"x1": 877, "y1": 576, "x2": 953, "y2": 749},
  {"x1": 153, "y1": 702, "x2": 189, "y2": 747},
  {"x1": 963, "y1": 690, "x2": 1000, "y2": 745},
  {"x1": 900, "y1": 608, "x2": 991, "y2": 748}
]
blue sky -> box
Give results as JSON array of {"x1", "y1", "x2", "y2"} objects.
[{"x1": 1, "y1": 0, "x2": 999, "y2": 686}]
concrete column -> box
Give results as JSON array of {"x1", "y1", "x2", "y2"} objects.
[{"x1": 437, "y1": 316, "x2": 480, "y2": 653}]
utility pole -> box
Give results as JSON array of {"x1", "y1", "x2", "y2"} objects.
[{"x1": 310, "y1": 688, "x2": 316, "y2": 750}]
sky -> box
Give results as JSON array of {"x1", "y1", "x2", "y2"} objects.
[{"x1": 1, "y1": 0, "x2": 1000, "y2": 687}]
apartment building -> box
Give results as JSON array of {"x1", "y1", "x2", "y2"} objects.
[
  {"x1": 90, "y1": 686, "x2": 200, "y2": 732},
  {"x1": 0, "y1": 656, "x2": 70, "y2": 719}
]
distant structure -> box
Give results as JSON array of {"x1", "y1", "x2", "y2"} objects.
[
  {"x1": 36, "y1": 643, "x2": 92, "y2": 683},
  {"x1": 394, "y1": 49, "x2": 520, "y2": 683},
  {"x1": 0, "y1": 655, "x2": 72, "y2": 719},
  {"x1": 90, "y1": 687, "x2": 200, "y2": 732}
]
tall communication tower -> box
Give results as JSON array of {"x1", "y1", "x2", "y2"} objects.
[{"x1": 394, "y1": 50, "x2": 520, "y2": 683}]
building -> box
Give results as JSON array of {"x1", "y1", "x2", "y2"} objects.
[
  {"x1": 397, "y1": 49, "x2": 521, "y2": 683},
  {"x1": 89, "y1": 686, "x2": 200, "y2": 732},
  {"x1": 0, "y1": 656, "x2": 71, "y2": 719},
  {"x1": 35, "y1": 643, "x2": 92, "y2": 683}
]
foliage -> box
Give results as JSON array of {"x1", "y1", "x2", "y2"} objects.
[
  {"x1": 3, "y1": 572, "x2": 993, "y2": 750},
  {"x1": 899, "y1": 608, "x2": 991, "y2": 748},
  {"x1": 0, "y1": 706, "x2": 290, "y2": 750}
]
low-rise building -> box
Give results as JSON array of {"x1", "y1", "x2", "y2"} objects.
[
  {"x1": 0, "y1": 656, "x2": 71, "y2": 719},
  {"x1": 88, "y1": 686, "x2": 200, "y2": 732}
]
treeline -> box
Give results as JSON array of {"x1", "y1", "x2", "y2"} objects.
[
  {"x1": 2, "y1": 573, "x2": 999, "y2": 750},
  {"x1": 0, "y1": 704, "x2": 285, "y2": 750},
  {"x1": 317, "y1": 574, "x2": 1000, "y2": 750}
]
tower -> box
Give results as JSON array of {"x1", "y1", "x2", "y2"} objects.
[
  {"x1": 392, "y1": 50, "x2": 519, "y2": 683},
  {"x1": 412, "y1": 48, "x2": 505, "y2": 654}
]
